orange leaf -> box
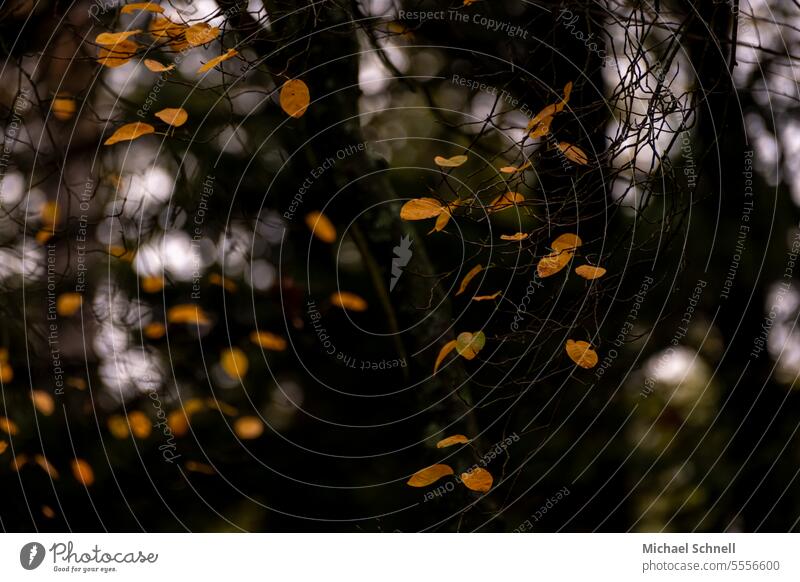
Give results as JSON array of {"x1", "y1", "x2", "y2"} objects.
[
  {"x1": 56, "y1": 293, "x2": 82, "y2": 316},
  {"x1": 167, "y1": 304, "x2": 210, "y2": 325},
  {"x1": 31, "y1": 391, "x2": 54, "y2": 416},
  {"x1": 197, "y1": 48, "x2": 238, "y2": 73},
  {"x1": 305, "y1": 211, "x2": 337, "y2": 243},
  {"x1": 499, "y1": 161, "x2": 531, "y2": 173},
  {"x1": 221, "y1": 347, "x2": 249, "y2": 379},
  {"x1": 456, "y1": 331, "x2": 485, "y2": 360},
  {"x1": 472, "y1": 291, "x2": 501, "y2": 301},
  {"x1": 154, "y1": 107, "x2": 188, "y2": 127},
  {"x1": 95, "y1": 30, "x2": 142, "y2": 45},
  {"x1": 536, "y1": 250, "x2": 572, "y2": 278},
  {"x1": 97, "y1": 40, "x2": 139, "y2": 67},
  {"x1": 436, "y1": 434, "x2": 469, "y2": 448},
  {"x1": 575, "y1": 264, "x2": 607, "y2": 280},
  {"x1": 407, "y1": 464, "x2": 454, "y2": 487},
  {"x1": 430, "y1": 206, "x2": 452, "y2": 233},
  {"x1": 104, "y1": 122, "x2": 155, "y2": 145},
  {"x1": 120, "y1": 2, "x2": 164, "y2": 13},
  {"x1": 51, "y1": 97, "x2": 76, "y2": 121},
  {"x1": 149, "y1": 18, "x2": 185, "y2": 40},
  {"x1": 434, "y1": 339, "x2": 457, "y2": 374},
  {"x1": 461, "y1": 467, "x2": 493, "y2": 492},
  {"x1": 330, "y1": 291, "x2": 368, "y2": 311},
  {"x1": 144, "y1": 59, "x2": 175, "y2": 72},
  {"x1": 551, "y1": 233, "x2": 582, "y2": 253},
  {"x1": 107, "y1": 415, "x2": 129, "y2": 439},
  {"x1": 71, "y1": 458, "x2": 95, "y2": 486},
  {"x1": 400, "y1": 198, "x2": 444, "y2": 220},
  {"x1": 0, "y1": 416, "x2": 19, "y2": 435},
  {"x1": 557, "y1": 141, "x2": 589, "y2": 165},
  {"x1": 249, "y1": 331, "x2": 287, "y2": 351},
  {"x1": 500, "y1": 232, "x2": 528, "y2": 241},
  {"x1": 280, "y1": 79, "x2": 310, "y2": 118},
  {"x1": 456, "y1": 264, "x2": 483, "y2": 296},
  {"x1": 434, "y1": 154, "x2": 468, "y2": 168},
  {"x1": 0, "y1": 441, "x2": 6, "y2": 454},
  {"x1": 143, "y1": 322, "x2": 166, "y2": 339},
  {"x1": 128, "y1": 410, "x2": 151, "y2": 438},
  {"x1": 565, "y1": 339, "x2": 598, "y2": 369},
  {"x1": 185, "y1": 23, "x2": 219, "y2": 46},
  {"x1": 234, "y1": 416, "x2": 264, "y2": 439},
  {"x1": 489, "y1": 191, "x2": 524, "y2": 212}
]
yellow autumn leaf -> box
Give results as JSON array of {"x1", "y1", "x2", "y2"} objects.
[
  {"x1": 456, "y1": 264, "x2": 483, "y2": 296},
  {"x1": 500, "y1": 232, "x2": 528, "y2": 241},
  {"x1": 51, "y1": 96, "x2": 76, "y2": 121},
  {"x1": 430, "y1": 206, "x2": 452, "y2": 233},
  {"x1": 149, "y1": 18, "x2": 185, "y2": 40},
  {"x1": 234, "y1": 416, "x2": 264, "y2": 439},
  {"x1": 97, "y1": 40, "x2": 139, "y2": 67},
  {"x1": 11, "y1": 453, "x2": 28, "y2": 471},
  {"x1": 95, "y1": 30, "x2": 142, "y2": 45},
  {"x1": 400, "y1": 197, "x2": 444, "y2": 220},
  {"x1": 305, "y1": 211, "x2": 337, "y2": 243},
  {"x1": 537, "y1": 250, "x2": 572, "y2": 278},
  {"x1": 489, "y1": 191, "x2": 524, "y2": 212},
  {"x1": 434, "y1": 339, "x2": 457, "y2": 374},
  {"x1": 35, "y1": 229, "x2": 54, "y2": 244},
  {"x1": 565, "y1": 339, "x2": 599, "y2": 369},
  {"x1": 472, "y1": 291, "x2": 501, "y2": 301},
  {"x1": 104, "y1": 122, "x2": 155, "y2": 145},
  {"x1": 71, "y1": 458, "x2": 95, "y2": 486},
  {"x1": 221, "y1": 347, "x2": 249, "y2": 379},
  {"x1": 185, "y1": 23, "x2": 220, "y2": 46},
  {"x1": 34, "y1": 455, "x2": 60, "y2": 479},
  {"x1": 499, "y1": 161, "x2": 531, "y2": 173},
  {"x1": 30, "y1": 390, "x2": 54, "y2": 416},
  {"x1": 330, "y1": 291, "x2": 368, "y2": 312},
  {"x1": 436, "y1": 434, "x2": 469, "y2": 448},
  {"x1": 249, "y1": 331, "x2": 287, "y2": 351},
  {"x1": 167, "y1": 410, "x2": 189, "y2": 437},
  {"x1": 108, "y1": 245, "x2": 136, "y2": 261},
  {"x1": 0, "y1": 416, "x2": 19, "y2": 435},
  {"x1": 107, "y1": 415, "x2": 129, "y2": 439},
  {"x1": 280, "y1": 79, "x2": 310, "y2": 118},
  {"x1": 0, "y1": 362, "x2": 12, "y2": 384},
  {"x1": 197, "y1": 48, "x2": 238, "y2": 73},
  {"x1": 154, "y1": 107, "x2": 188, "y2": 127},
  {"x1": 144, "y1": 322, "x2": 166, "y2": 339},
  {"x1": 528, "y1": 114, "x2": 554, "y2": 139},
  {"x1": 207, "y1": 398, "x2": 238, "y2": 416},
  {"x1": 575, "y1": 264, "x2": 607, "y2": 280},
  {"x1": 551, "y1": 233, "x2": 582, "y2": 252},
  {"x1": 185, "y1": 460, "x2": 216, "y2": 474},
  {"x1": 0, "y1": 440, "x2": 6, "y2": 454},
  {"x1": 456, "y1": 331, "x2": 486, "y2": 360},
  {"x1": 141, "y1": 275, "x2": 164, "y2": 293},
  {"x1": 42, "y1": 505, "x2": 55, "y2": 518},
  {"x1": 434, "y1": 154, "x2": 468, "y2": 168},
  {"x1": 167, "y1": 304, "x2": 210, "y2": 325},
  {"x1": 120, "y1": 2, "x2": 164, "y2": 13},
  {"x1": 209, "y1": 273, "x2": 238, "y2": 292},
  {"x1": 40, "y1": 200, "x2": 59, "y2": 227},
  {"x1": 527, "y1": 104, "x2": 557, "y2": 132},
  {"x1": 461, "y1": 467, "x2": 493, "y2": 493},
  {"x1": 407, "y1": 463, "x2": 454, "y2": 487},
  {"x1": 143, "y1": 59, "x2": 175, "y2": 72},
  {"x1": 128, "y1": 410, "x2": 151, "y2": 438},
  {"x1": 57, "y1": 293, "x2": 82, "y2": 316},
  {"x1": 557, "y1": 141, "x2": 589, "y2": 165}
]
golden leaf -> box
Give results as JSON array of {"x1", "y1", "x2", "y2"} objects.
[
  {"x1": 35, "y1": 229, "x2": 54, "y2": 244},
  {"x1": 456, "y1": 331, "x2": 486, "y2": 360},
  {"x1": 221, "y1": 347, "x2": 249, "y2": 379},
  {"x1": 400, "y1": 197, "x2": 444, "y2": 220},
  {"x1": 208, "y1": 272, "x2": 237, "y2": 292},
  {"x1": 565, "y1": 339, "x2": 598, "y2": 369},
  {"x1": 234, "y1": 416, "x2": 264, "y2": 439},
  {"x1": 249, "y1": 331, "x2": 287, "y2": 351},
  {"x1": 67, "y1": 377, "x2": 87, "y2": 390},
  {"x1": 56, "y1": 293, "x2": 82, "y2": 316},
  {"x1": 11, "y1": 453, "x2": 28, "y2": 471},
  {"x1": 456, "y1": 264, "x2": 483, "y2": 296},
  {"x1": 206, "y1": 398, "x2": 238, "y2": 416},
  {"x1": 499, "y1": 161, "x2": 531, "y2": 173},
  {"x1": 434, "y1": 339, "x2": 457, "y2": 374},
  {"x1": 144, "y1": 59, "x2": 175, "y2": 72},
  {"x1": 97, "y1": 40, "x2": 139, "y2": 68},
  {"x1": 305, "y1": 211, "x2": 337, "y2": 243},
  {"x1": 0, "y1": 362, "x2": 12, "y2": 384},
  {"x1": 528, "y1": 114, "x2": 553, "y2": 139},
  {"x1": 108, "y1": 245, "x2": 136, "y2": 261},
  {"x1": 40, "y1": 200, "x2": 59, "y2": 227},
  {"x1": 0, "y1": 440, "x2": 6, "y2": 454},
  {"x1": 107, "y1": 415, "x2": 129, "y2": 439},
  {"x1": 330, "y1": 291, "x2": 368, "y2": 311},
  {"x1": 500, "y1": 232, "x2": 528, "y2": 241},
  {"x1": 185, "y1": 23, "x2": 220, "y2": 46},
  {"x1": 149, "y1": 18, "x2": 185, "y2": 40},
  {"x1": 461, "y1": 467, "x2": 493, "y2": 493},
  {"x1": 489, "y1": 191, "x2": 524, "y2": 212},
  {"x1": 144, "y1": 322, "x2": 166, "y2": 339},
  {"x1": 95, "y1": 30, "x2": 141, "y2": 45},
  {"x1": 0, "y1": 416, "x2": 18, "y2": 435},
  {"x1": 536, "y1": 250, "x2": 572, "y2": 278},
  {"x1": 279, "y1": 79, "x2": 310, "y2": 118},
  {"x1": 436, "y1": 434, "x2": 469, "y2": 448},
  {"x1": 154, "y1": 107, "x2": 188, "y2": 127},
  {"x1": 575, "y1": 264, "x2": 607, "y2": 280},
  {"x1": 407, "y1": 463, "x2": 454, "y2": 487},
  {"x1": 557, "y1": 141, "x2": 589, "y2": 165},
  {"x1": 472, "y1": 291, "x2": 501, "y2": 301},
  {"x1": 141, "y1": 276, "x2": 164, "y2": 293},
  {"x1": 167, "y1": 304, "x2": 211, "y2": 325},
  {"x1": 551, "y1": 233, "x2": 582, "y2": 253},
  {"x1": 34, "y1": 455, "x2": 60, "y2": 479},
  {"x1": 104, "y1": 122, "x2": 155, "y2": 145},
  {"x1": 42, "y1": 505, "x2": 55, "y2": 518},
  {"x1": 430, "y1": 206, "x2": 452, "y2": 233},
  {"x1": 185, "y1": 460, "x2": 216, "y2": 474},
  {"x1": 71, "y1": 458, "x2": 95, "y2": 486},
  {"x1": 31, "y1": 390, "x2": 54, "y2": 416},
  {"x1": 51, "y1": 97, "x2": 76, "y2": 121},
  {"x1": 120, "y1": 2, "x2": 164, "y2": 13},
  {"x1": 434, "y1": 154, "x2": 468, "y2": 168},
  {"x1": 167, "y1": 410, "x2": 189, "y2": 437},
  {"x1": 128, "y1": 410, "x2": 152, "y2": 438},
  {"x1": 197, "y1": 48, "x2": 238, "y2": 73},
  {"x1": 527, "y1": 104, "x2": 557, "y2": 132}
]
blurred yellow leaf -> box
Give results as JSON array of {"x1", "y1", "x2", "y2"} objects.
[
  {"x1": 128, "y1": 410, "x2": 151, "y2": 438},
  {"x1": 565, "y1": 339, "x2": 598, "y2": 368},
  {"x1": 434, "y1": 339, "x2": 457, "y2": 374},
  {"x1": 185, "y1": 23, "x2": 220, "y2": 46},
  {"x1": 456, "y1": 330, "x2": 485, "y2": 360},
  {"x1": 120, "y1": 2, "x2": 163, "y2": 13},
  {"x1": 400, "y1": 198, "x2": 444, "y2": 220},
  {"x1": 499, "y1": 161, "x2": 531, "y2": 173},
  {"x1": 143, "y1": 59, "x2": 174, "y2": 72},
  {"x1": 31, "y1": 390, "x2": 54, "y2": 416},
  {"x1": 472, "y1": 291, "x2": 501, "y2": 301},
  {"x1": 35, "y1": 229, "x2": 54, "y2": 244},
  {"x1": 407, "y1": 463, "x2": 454, "y2": 487},
  {"x1": 536, "y1": 250, "x2": 572, "y2": 278},
  {"x1": 489, "y1": 191, "x2": 524, "y2": 212},
  {"x1": 456, "y1": 264, "x2": 483, "y2": 296},
  {"x1": 557, "y1": 141, "x2": 589, "y2": 165},
  {"x1": 436, "y1": 434, "x2": 469, "y2": 448},
  {"x1": 155, "y1": 107, "x2": 188, "y2": 127},
  {"x1": 107, "y1": 415, "x2": 129, "y2": 439},
  {"x1": 71, "y1": 458, "x2": 95, "y2": 486},
  {"x1": 149, "y1": 18, "x2": 185, "y2": 40},
  {"x1": 0, "y1": 416, "x2": 19, "y2": 435},
  {"x1": 0, "y1": 362, "x2": 12, "y2": 383},
  {"x1": 461, "y1": 467, "x2": 493, "y2": 492},
  {"x1": 305, "y1": 211, "x2": 337, "y2": 243},
  {"x1": 144, "y1": 322, "x2": 166, "y2": 339},
  {"x1": 95, "y1": 30, "x2": 141, "y2": 45},
  {"x1": 0, "y1": 441, "x2": 6, "y2": 454},
  {"x1": 551, "y1": 233, "x2": 582, "y2": 253},
  {"x1": 108, "y1": 245, "x2": 136, "y2": 261},
  {"x1": 40, "y1": 200, "x2": 59, "y2": 227},
  {"x1": 330, "y1": 291, "x2": 368, "y2": 312},
  {"x1": 104, "y1": 122, "x2": 155, "y2": 145},
  {"x1": 234, "y1": 416, "x2": 264, "y2": 439},
  {"x1": 434, "y1": 154, "x2": 468, "y2": 168},
  {"x1": 11, "y1": 453, "x2": 27, "y2": 471},
  {"x1": 280, "y1": 79, "x2": 310, "y2": 118},
  {"x1": 207, "y1": 398, "x2": 238, "y2": 416},
  {"x1": 575, "y1": 264, "x2": 607, "y2": 280},
  {"x1": 51, "y1": 96, "x2": 76, "y2": 121},
  {"x1": 167, "y1": 304, "x2": 210, "y2": 325},
  {"x1": 185, "y1": 460, "x2": 216, "y2": 474},
  {"x1": 34, "y1": 455, "x2": 60, "y2": 479},
  {"x1": 42, "y1": 505, "x2": 55, "y2": 518},
  {"x1": 141, "y1": 275, "x2": 164, "y2": 293},
  {"x1": 221, "y1": 347, "x2": 249, "y2": 379},
  {"x1": 209, "y1": 273, "x2": 237, "y2": 292},
  {"x1": 249, "y1": 331, "x2": 287, "y2": 351},
  {"x1": 430, "y1": 206, "x2": 452, "y2": 233},
  {"x1": 56, "y1": 293, "x2": 82, "y2": 316},
  {"x1": 197, "y1": 48, "x2": 238, "y2": 73},
  {"x1": 500, "y1": 232, "x2": 528, "y2": 241}
]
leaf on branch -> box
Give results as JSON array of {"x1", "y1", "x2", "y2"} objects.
[
  {"x1": 461, "y1": 467, "x2": 493, "y2": 492},
  {"x1": 575, "y1": 264, "x2": 607, "y2": 280},
  {"x1": 456, "y1": 264, "x2": 483, "y2": 296},
  {"x1": 185, "y1": 23, "x2": 220, "y2": 46},
  {"x1": 249, "y1": 331, "x2": 287, "y2": 351},
  {"x1": 71, "y1": 458, "x2": 95, "y2": 486},
  {"x1": 104, "y1": 122, "x2": 155, "y2": 145},
  {"x1": 120, "y1": 2, "x2": 164, "y2": 13},
  {"x1": 305, "y1": 211, "x2": 337, "y2": 243},
  {"x1": 430, "y1": 205, "x2": 452, "y2": 233},
  {"x1": 97, "y1": 40, "x2": 139, "y2": 67},
  {"x1": 234, "y1": 416, "x2": 264, "y2": 439},
  {"x1": 472, "y1": 291, "x2": 501, "y2": 301},
  {"x1": 499, "y1": 161, "x2": 531, "y2": 173},
  {"x1": 434, "y1": 154, "x2": 468, "y2": 168},
  {"x1": 407, "y1": 464, "x2": 454, "y2": 487},
  {"x1": 536, "y1": 250, "x2": 572, "y2": 278},
  {"x1": 197, "y1": 48, "x2": 238, "y2": 73},
  {"x1": 500, "y1": 232, "x2": 528, "y2": 241},
  {"x1": 221, "y1": 347, "x2": 249, "y2": 379},
  {"x1": 144, "y1": 59, "x2": 174, "y2": 72},
  {"x1": 434, "y1": 339, "x2": 458, "y2": 374},
  {"x1": 456, "y1": 331, "x2": 485, "y2": 360},
  {"x1": 167, "y1": 304, "x2": 211, "y2": 325},
  {"x1": 95, "y1": 30, "x2": 142, "y2": 45},
  {"x1": 557, "y1": 141, "x2": 589, "y2": 165},
  {"x1": 551, "y1": 233, "x2": 582, "y2": 253},
  {"x1": 280, "y1": 79, "x2": 310, "y2": 118},
  {"x1": 31, "y1": 391, "x2": 54, "y2": 416},
  {"x1": 128, "y1": 411, "x2": 152, "y2": 438},
  {"x1": 51, "y1": 96, "x2": 76, "y2": 121},
  {"x1": 565, "y1": 339, "x2": 598, "y2": 369},
  {"x1": 0, "y1": 416, "x2": 19, "y2": 435},
  {"x1": 155, "y1": 107, "x2": 188, "y2": 127},
  {"x1": 400, "y1": 197, "x2": 444, "y2": 220},
  {"x1": 489, "y1": 191, "x2": 524, "y2": 212},
  {"x1": 330, "y1": 291, "x2": 368, "y2": 311},
  {"x1": 436, "y1": 434, "x2": 470, "y2": 448}
]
